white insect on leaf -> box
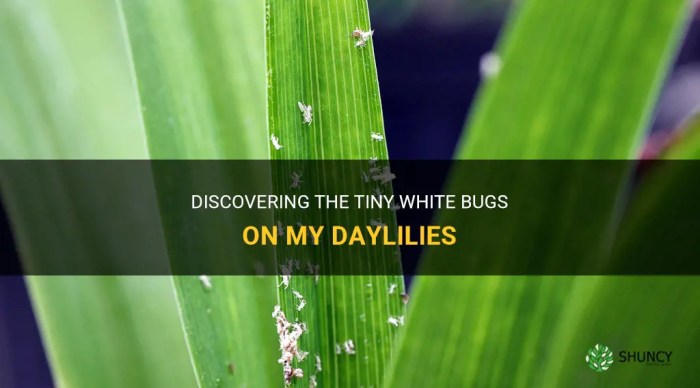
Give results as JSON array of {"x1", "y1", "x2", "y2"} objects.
[
  {"x1": 343, "y1": 339, "x2": 356, "y2": 355},
  {"x1": 388, "y1": 283, "x2": 397, "y2": 294},
  {"x1": 298, "y1": 101, "x2": 313, "y2": 125},
  {"x1": 479, "y1": 51, "x2": 502, "y2": 79},
  {"x1": 388, "y1": 315, "x2": 405, "y2": 327},
  {"x1": 315, "y1": 354, "x2": 322, "y2": 373},
  {"x1": 335, "y1": 344, "x2": 342, "y2": 355},
  {"x1": 310, "y1": 375, "x2": 318, "y2": 388},
  {"x1": 370, "y1": 132, "x2": 384, "y2": 142},
  {"x1": 277, "y1": 220, "x2": 285, "y2": 236},
  {"x1": 361, "y1": 171, "x2": 370, "y2": 183},
  {"x1": 352, "y1": 28, "x2": 374, "y2": 48},
  {"x1": 370, "y1": 218, "x2": 386, "y2": 227},
  {"x1": 272, "y1": 304, "x2": 281, "y2": 318},
  {"x1": 278, "y1": 261, "x2": 293, "y2": 289},
  {"x1": 296, "y1": 350, "x2": 309, "y2": 362},
  {"x1": 372, "y1": 166, "x2": 396, "y2": 185},
  {"x1": 306, "y1": 262, "x2": 320, "y2": 285},
  {"x1": 293, "y1": 290, "x2": 306, "y2": 311},
  {"x1": 199, "y1": 275, "x2": 212, "y2": 290},
  {"x1": 271, "y1": 134, "x2": 283, "y2": 150},
  {"x1": 290, "y1": 171, "x2": 303, "y2": 189}
]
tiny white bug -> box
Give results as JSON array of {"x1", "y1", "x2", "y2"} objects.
[
  {"x1": 199, "y1": 275, "x2": 212, "y2": 290},
  {"x1": 296, "y1": 350, "x2": 309, "y2": 362},
  {"x1": 278, "y1": 275, "x2": 290, "y2": 289},
  {"x1": 372, "y1": 166, "x2": 396, "y2": 184},
  {"x1": 310, "y1": 375, "x2": 318, "y2": 388},
  {"x1": 388, "y1": 315, "x2": 404, "y2": 327},
  {"x1": 370, "y1": 132, "x2": 384, "y2": 142},
  {"x1": 335, "y1": 344, "x2": 342, "y2": 355},
  {"x1": 315, "y1": 354, "x2": 322, "y2": 372},
  {"x1": 306, "y1": 262, "x2": 320, "y2": 285},
  {"x1": 293, "y1": 290, "x2": 306, "y2": 311},
  {"x1": 388, "y1": 283, "x2": 397, "y2": 294},
  {"x1": 361, "y1": 171, "x2": 370, "y2": 183},
  {"x1": 352, "y1": 28, "x2": 374, "y2": 48},
  {"x1": 290, "y1": 171, "x2": 303, "y2": 189},
  {"x1": 370, "y1": 218, "x2": 386, "y2": 227},
  {"x1": 298, "y1": 102, "x2": 313, "y2": 125},
  {"x1": 343, "y1": 339, "x2": 356, "y2": 355},
  {"x1": 479, "y1": 51, "x2": 502, "y2": 79},
  {"x1": 277, "y1": 220, "x2": 285, "y2": 236},
  {"x1": 272, "y1": 304, "x2": 281, "y2": 318},
  {"x1": 271, "y1": 134, "x2": 283, "y2": 150}
]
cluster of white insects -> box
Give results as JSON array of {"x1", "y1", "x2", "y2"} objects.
[
  {"x1": 273, "y1": 305, "x2": 308, "y2": 385},
  {"x1": 335, "y1": 339, "x2": 356, "y2": 355}
]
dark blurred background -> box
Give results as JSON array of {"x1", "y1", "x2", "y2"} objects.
[{"x1": 1, "y1": 1, "x2": 700, "y2": 386}]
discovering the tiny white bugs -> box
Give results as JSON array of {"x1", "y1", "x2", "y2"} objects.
[
  {"x1": 271, "y1": 134, "x2": 283, "y2": 150},
  {"x1": 298, "y1": 102, "x2": 313, "y2": 124},
  {"x1": 199, "y1": 275, "x2": 212, "y2": 290},
  {"x1": 290, "y1": 172, "x2": 303, "y2": 189},
  {"x1": 371, "y1": 132, "x2": 384, "y2": 141}
]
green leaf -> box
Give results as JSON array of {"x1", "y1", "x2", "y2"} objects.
[
  {"x1": 116, "y1": 0, "x2": 279, "y2": 386},
  {"x1": 386, "y1": 0, "x2": 693, "y2": 386},
  {"x1": 266, "y1": 0, "x2": 404, "y2": 386},
  {"x1": 0, "y1": 0, "x2": 196, "y2": 386},
  {"x1": 27, "y1": 277, "x2": 197, "y2": 388}
]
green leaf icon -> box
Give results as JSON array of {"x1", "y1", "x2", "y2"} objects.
[{"x1": 586, "y1": 343, "x2": 614, "y2": 372}]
